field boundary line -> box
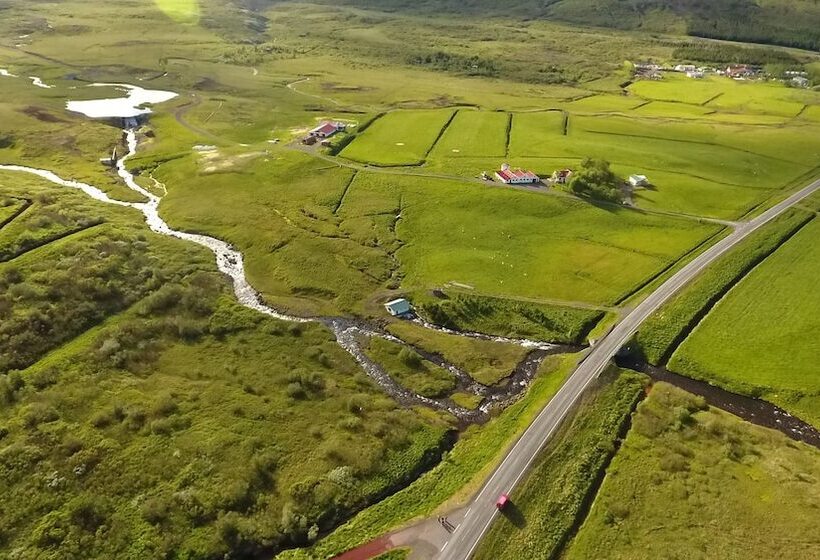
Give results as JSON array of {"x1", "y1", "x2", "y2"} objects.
[
  {"x1": 504, "y1": 113, "x2": 513, "y2": 158},
  {"x1": 0, "y1": 197, "x2": 33, "y2": 231},
  {"x1": 700, "y1": 92, "x2": 724, "y2": 106},
  {"x1": 0, "y1": 221, "x2": 106, "y2": 264},
  {"x1": 424, "y1": 110, "x2": 459, "y2": 160},
  {"x1": 333, "y1": 170, "x2": 358, "y2": 215}
]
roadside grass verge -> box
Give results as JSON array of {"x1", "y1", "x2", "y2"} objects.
[
  {"x1": 669, "y1": 217, "x2": 820, "y2": 426},
  {"x1": 416, "y1": 291, "x2": 603, "y2": 344},
  {"x1": 564, "y1": 383, "x2": 820, "y2": 560},
  {"x1": 474, "y1": 369, "x2": 647, "y2": 560},
  {"x1": 275, "y1": 353, "x2": 581, "y2": 560},
  {"x1": 634, "y1": 207, "x2": 814, "y2": 364}
]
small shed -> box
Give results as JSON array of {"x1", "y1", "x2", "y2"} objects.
[
  {"x1": 628, "y1": 174, "x2": 649, "y2": 187},
  {"x1": 385, "y1": 298, "x2": 412, "y2": 317}
]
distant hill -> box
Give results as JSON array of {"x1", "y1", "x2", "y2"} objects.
[{"x1": 310, "y1": 0, "x2": 820, "y2": 52}]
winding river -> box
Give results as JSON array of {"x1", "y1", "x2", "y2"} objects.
[{"x1": 0, "y1": 79, "x2": 561, "y2": 421}]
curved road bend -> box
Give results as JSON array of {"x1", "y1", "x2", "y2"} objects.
[{"x1": 438, "y1": 177, "x2": 820, "y2": 560}]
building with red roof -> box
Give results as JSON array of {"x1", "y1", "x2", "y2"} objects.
[
  {"x1": 495, "y1": 163, "x2": 539, "y2": 185},
  {"x1": 310, "y1": 121, "x2": 346, "y2": 138}
]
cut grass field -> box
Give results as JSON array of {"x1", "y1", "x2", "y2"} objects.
[
  {"x1": 635, "y1": 208, "x2": 814, "y2": 365},
  {"x1": 340, "y1": 110, "x2": 456, "y2": 166},
  {"x1": 670, "y1": 217, "x2": 820, "y2": 426},
  {"x1": 358, "y1": 173, "x2": 721, "y2": 307},
  {"x1": 474, "y1": 370, "x2": 647, "y2": 560},
  {"x1": 429, "y1": 110, "x2": 509, "y2": 158},
  {"x1": 565, "y1": 383, "x2": 820, "y2": 560}
]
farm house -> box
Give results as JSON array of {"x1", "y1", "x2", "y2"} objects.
[
  {"x1": 496, "y1": 164, "x2": 539, "y2": 185},
  {"x1": 310, "y1": 121, "x2": 346, "y2": 138},
  {"x1": 552, "y1": 168, "x2": 573, "y2": 184}
]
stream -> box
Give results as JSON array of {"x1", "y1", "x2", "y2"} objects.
[
  {"x1": 616, "y1": 356, "x2": 820, "y2": 448},
  {"x1": 0, "y1": 98, "x2": 561, "y2": 422}
]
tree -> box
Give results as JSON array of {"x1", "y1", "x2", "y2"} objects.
[{"x1": 568, "y1": 158, "x2": 622, "y2": 203}]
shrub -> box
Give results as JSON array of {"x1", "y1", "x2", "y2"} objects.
[{"x1": 569, "y1": 157, "x2": 623, "y2": 202}]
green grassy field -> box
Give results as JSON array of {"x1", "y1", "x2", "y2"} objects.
[
  {"x1": 565, "y1": 383, "x2": 820, "y2": 560},
  {"x1": 2, "y1": 1, "x2": 820, "y2": 558},
  {"x1": 429, "y1": 110, "x2": 509, "y2": 158},
  {"x1": 474, "y1": 370, "x2": 647, "y2": 560},
  {"x1": 670, "y1": 218, "x2": 820, "y2": 426},
  {"x1": 341, "y1": 110, "x2": 455, "y2": 166},
  {"x1": 635, "y1": 208, "x2": 814, "y2": 365}
]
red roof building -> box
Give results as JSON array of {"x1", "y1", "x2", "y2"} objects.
[
  {"x1": 495, "y1": 164, "x2": 539, "y2": 185},
  {"x1": 310, "y1": 121, "x2": 346, "y2": 138}
]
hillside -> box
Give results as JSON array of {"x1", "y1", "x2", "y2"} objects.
[{"x1": 313, "y1": 0, "x2": 820, "y2": 51}]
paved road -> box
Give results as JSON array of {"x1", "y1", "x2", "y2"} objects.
[{"x1": 437, "y1": 177, "x2": 820, "y2": 560}]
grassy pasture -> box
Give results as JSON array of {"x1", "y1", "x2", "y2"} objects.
[
  {"x1": 635, "y1": 208, "x2": 813, "y2": 365},
  {"x1": 507, "y1": 111, "x2": 566, "y2": 156},
  {"x1": 340, "y1": 110, "x2": 455, "y2": 166},
  {"x1": 670, "y1": 218, "x2": 820, "y2": 425},
  {"x1": 563, "y1": 94, "x2": 644, "y2": 113},
  {"x1": 430, "y1": 110, "x2": 509, "y2": 158},
  {"x1": 565, "y1": 383, "x2": 820, "y2": 560},
  {"x1": 342, "y1": 173, "x2": 721, "y2": 307},
  {"x1": 475, "y1": 370, "x2": 646, "y2": 560},
  {"x1": 631, "y1": 100, "x2": 714, "y2": 119},
  {"x1": 628, "y1": 74, "x2": 728, "y2": 105}
]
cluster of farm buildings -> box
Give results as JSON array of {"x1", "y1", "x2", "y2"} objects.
[
  {"x1": 634, "y1": 62, "x2": 811, "y2": 88},
  {"x1": 486, "y1": 163, "x2": 648, "y2": 191}
]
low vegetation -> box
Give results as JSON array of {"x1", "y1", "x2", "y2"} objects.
[
  {"x1": 385, "y1": 321, "x2": 528, "y2": 387},
  {"x1": 418, "y1": 292, "x2": 603, "y2": 344},
  {"x1": 0, "y1": 175, "x2": 452, "y2": 559},
  {"x1": 276, "y1": 354, "x2": 579, "y2": 560},
  {"x1": 364, "y1": 337, "x2": 456, "y2": 398},
  {"x1": 474, "y1": 370, "x2": 647, "y2": 560},
  {"x1": 565, "y1": 383, "x2": 820, "y2": 560}
]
